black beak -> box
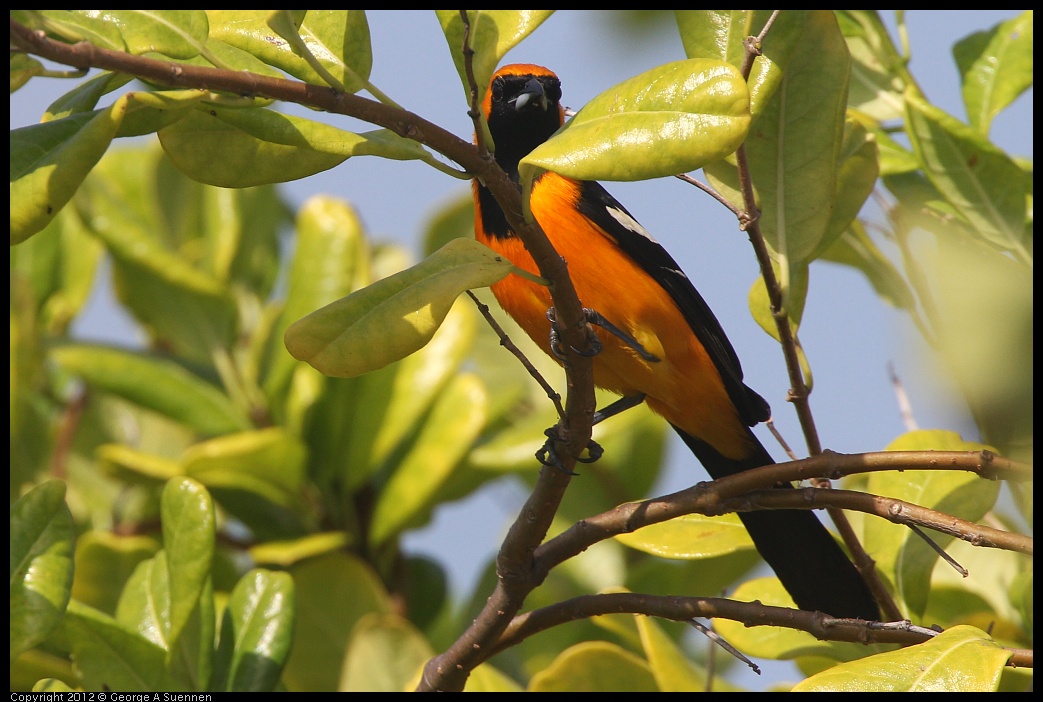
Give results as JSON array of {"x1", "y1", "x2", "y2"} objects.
[{"x1": 512, "y1": 78, "x2": 548, "y2": 111}]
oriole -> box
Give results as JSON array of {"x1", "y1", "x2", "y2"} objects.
[{"x1": 473, "y1": 64, "x2": 880, "y2": 620}]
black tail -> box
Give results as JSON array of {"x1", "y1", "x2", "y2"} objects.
[{"x1": 673, "y1": 426, "x2": 880, "y2": 620}]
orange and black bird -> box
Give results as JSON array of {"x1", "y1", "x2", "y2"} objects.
[{"x1": 473, "y1": 63, "x2": 880, "y2": 620}]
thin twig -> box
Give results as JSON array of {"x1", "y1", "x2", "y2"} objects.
[
  {"x1": 689, "y1": 618, "x2": 761, "y2": 676},
  {"x1": 466, "y1": 291, "x2": 565, "y2": 421}
]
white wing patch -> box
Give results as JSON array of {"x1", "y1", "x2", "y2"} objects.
[{"x1": 606, "y1": 205, "x2": 657, "y2": 243}]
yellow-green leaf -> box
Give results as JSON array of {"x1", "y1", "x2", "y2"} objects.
[
  {"x1": 10, "y1": 99, "x2": 127, "y2": 243},
  {"x1": 284, "y1": 238, "x2": 516, "y2": 378},
  {"x1": 866, "y1": 432, "x2": 1000, "y2": 618},
  {"x1": 207, "y1": 10, "x2": 371, "y2": 91},
  {"x1": 903, "y1": 90, "x2": 1028, "y2": 259},
  {"x1": 521, "y1": 58, "x2": 750, "y2": 189},
  {"x1": 369, "y1": 372, "x2": 486, "y2": 546},
  {"x1": 437, "y1": 10, "x2": 553, "y2": 104},
  {"x1": 953, "y1": 11, "x2": 1033, "y2": 135},
  {"x1": 339, "y1": 613, "x2": 433, "y2": 692},
  {"x1": 616, "y1": 512, "x2": 752, "y2": 559},
  {"x1": 529, "y1": 641, "x2": 658, "y2": 692},
  {"x1": 793, "y1": 625, "x2": 1012, "y2": 692}
]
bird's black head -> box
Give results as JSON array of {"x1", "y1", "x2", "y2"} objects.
[{"x1": 483, "y1": 64, "x2": 564, "y2": 174}]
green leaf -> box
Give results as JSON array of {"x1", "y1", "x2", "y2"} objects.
[
  {"x1": 159, "y1": 106, "x2": 430, "y2": 187},
  {"x1": 10, "y1": 481, "x2": 74, "y2": 661},
  {"x1": 811, "y1": 118, "x2": 880, "y2": 260},
  {"x1": 521, "y1": 58, "x2": 750, "y2": 187},
  {"x1": 74, "y1": 10, "x2": 209, "y2": 59},
  {"x1": 675, "y1": 10, "x2": 810, "y2": 118},
  {"x1": 636, "y1": 614, "x2": 733, "y2": 692},
  {"x1": 10, "y1": 205, "x2": 104, "y2": 337},
  {"x1": 50, "y1": 344, "x2": 250, "y2": 436},
  {"x1": 339, "y1": 612, "x2": 434, "y2": 692},
  {"x1": 284, "y1": 237, "x2": 515, "y2": 378},
  {"x1": 64, "y1": 599, "x2": 188, "y2": 692},
  {"x1": 182, "y1": 428, "x2": 306, "y2": 509},
  {"x1": 34, "y1": 10, "x2": 127, "y2": 51},
  {"x1": 865, "y1": 430, "x2": 1000, "y2": 618},
  {"x1": 903, "y1": 90, "x2": 1028, "y2": 259},
  {"x1": 96, "y1": 444, "x2": 183, "y2": 484},
  {"x1": 529, "y1": 641, "x2": 658, "y2": 692},
  {"x1": 249, "y1": 532, "x2": 351, "y2": 568},
  {"x1": 818, "y1": 222, "x2": 916, "y2": 312},
  {"x1": 70, "y1": 531, "x2": 160, "y2": 616},
  {"x1": 212, "y1": 569, "x2": 295, "y2": 692},
  {"x1": 76, "y1": 149, "x2": 238, "y2": 363},
  {"x1": 369, "y1": 372, "x2": 487, "y2": 546},
  {"x1": 705, "y1": 10, "x2": 850, "y2": 269},
  {"x1": 10, "y1": 52, "x2": 46, "y2": 93},
  {"x1": 953, "y1": 11, "x2": 1033, "y2": 135},
  {"x1": 207, "y1": 10, "x2": 372, "y2": 90},
  {"x1": 793, "y1": 625, "x2": 1012, "y2": 691},
  {"x1": 437, "y1": 10, "x2": 553, "y2": 103},
  {"x1": 160, "y1": 477, "x2": 216, "y2": 651},
  {"x1": 282, "y1": 552, "x2": 392, "y2": 692},
  {"x1": 263, "y1": 195, "x2": 370, "y2": 406},
  {"x1": 715, "y1": 577, "x2": 889, "y2": 663},
  {"x1": 837, "y1": 10, "x2": 908, "y2": 122},
  {"x1": 616, "y1": 512, "x2": 752, "y2": 559},
  {"x1": 10, "y1": 100, "x2": 126, "y2": 244}
]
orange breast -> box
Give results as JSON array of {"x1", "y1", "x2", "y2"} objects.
[{"x1": 476, "y1": 176, "x2": 757, "y2": 460}]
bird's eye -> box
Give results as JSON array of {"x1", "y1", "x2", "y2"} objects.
[
  {"x1": 545, "y1": 79, "x2": 562, "y2": 103},
  {"x1": 491, "y1": 77, "x2": 505, "y2": 101}
]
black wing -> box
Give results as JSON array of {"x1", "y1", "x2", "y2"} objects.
[{"x1": 575, "y1": 180, "x2": 770, "y2": 427}]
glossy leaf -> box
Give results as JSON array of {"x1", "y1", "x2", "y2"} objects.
[
  {"x1": 282, "y1": 552, "x2": 392, "y2": 692},
  {"x1": 33, "y1": 10, "x2": 126, "y2": 51},
  {"x1": 865, "y1": 430, "x2": 999, "y2": 618},
  {"x1": 284, "y1": 237, "x2": 515, "y2": 378},
  {"x1": 903, "y1": 90, "x2": 1028, "y2": 258},
  {"x1": 369, "y1": 372, "x2": 487, "y2": 546},
  {"x1": 207, "y1": 10, "x2": 372, "y2": 90},
  {"x1": 615, "y1": 512, "x2": 752, "y2": 559},
  {"x1": 437, "y1": 10, "x2": 553, "y2": 103},
  {"x1": 793, "y1": 625, "x2": 1012, "y2": 692},
  {"x1": 339, "y1": 613, "x2": 433, "y2": 692},
  {"x1": 521, "y1": 58, "x2": 750, "y2": 188},
  {"x1": 10, "y1": 99, "x2": 126, "y2": 243},
  {"x1": 160, "y1": 477, "x2": 217, "y2": 651},
  {"x1": 953, "y1": 11, "x2": 1033, "y2": 135},
  {"x1": 63, "y1": 600, "x2": 188, "y2": 692},
  {"x1": 675, "y1": 10, "x2": 810, "y2": 118},
  {"x1": 50, "y1": 344, "x2": 250, "y2": 436},
  {"x1": 529, "y1": 641, "x2": 658, "y2": 692},
  {"x1": 74, "y1": 10, "x2": 209, "y2": 59},
  {"x1": 212, "y1": 569, "x2": 295, "y2": 692},
  {"x1": 10, "y1": 481, "x2": 74, "y2": 661}
]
